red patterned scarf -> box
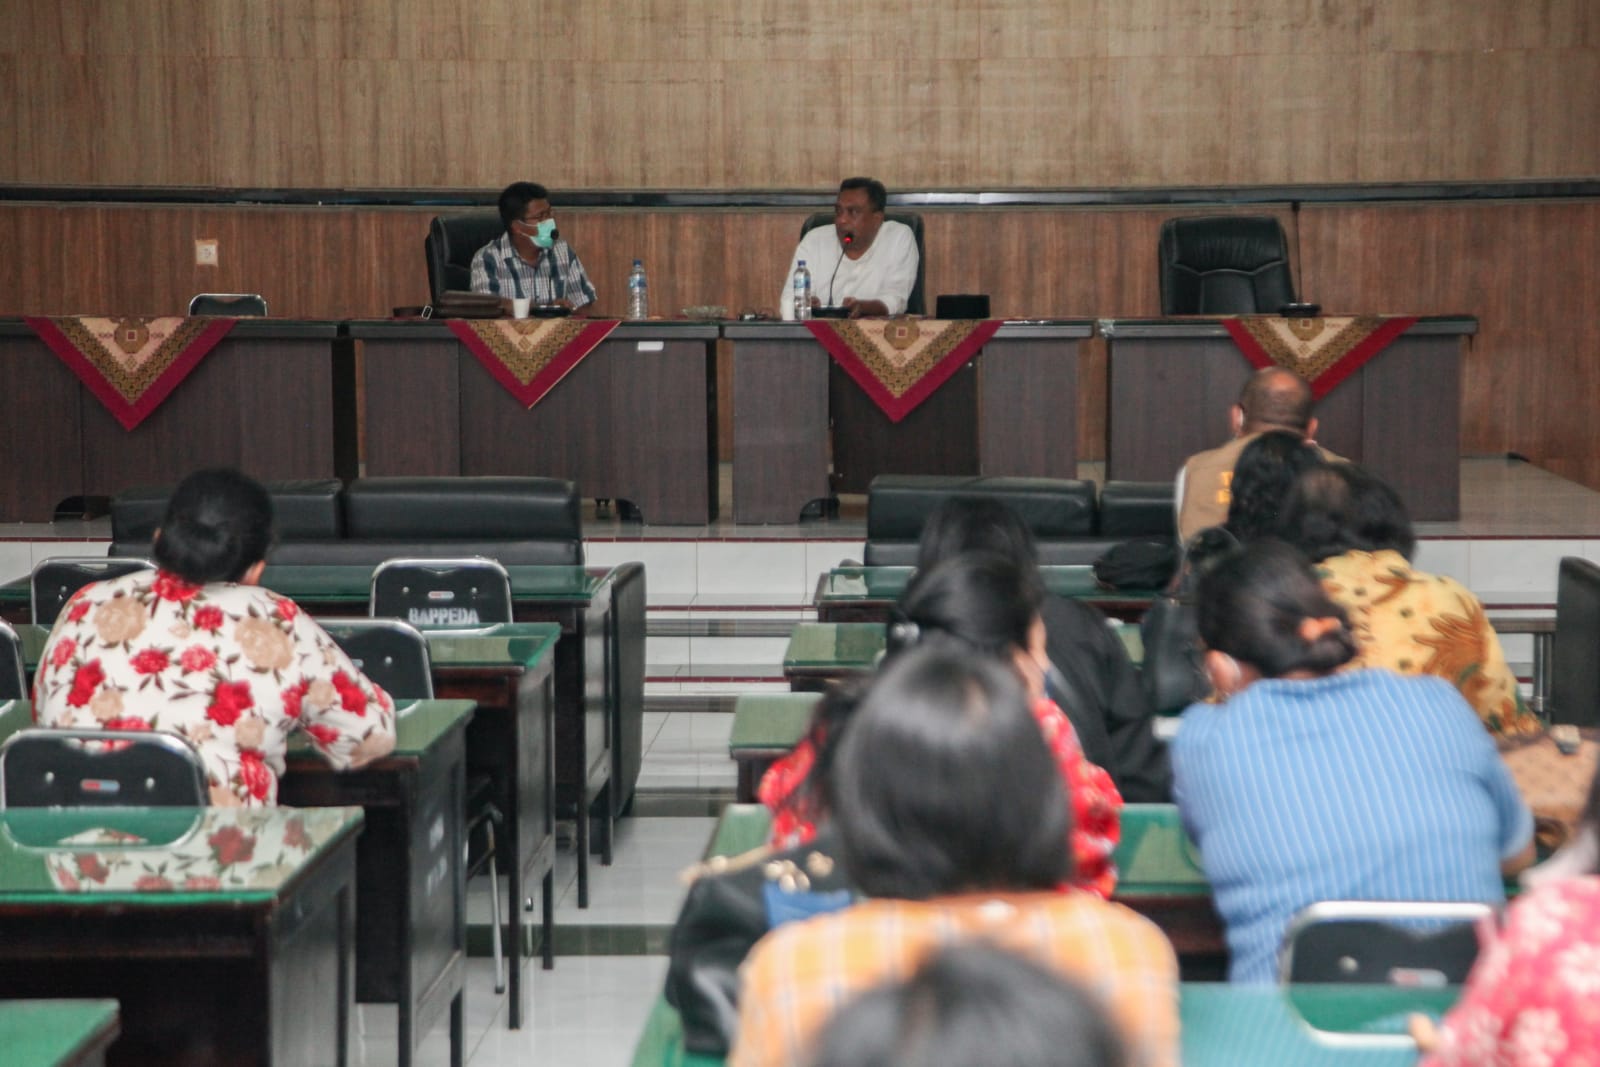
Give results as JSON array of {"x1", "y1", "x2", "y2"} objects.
[
  {"x1": 446, "y1": 318, "x2": 620, "y2": 408},
  {"x1": 24, "y1": 316, "x2": 238, "y2": 431},
  {"x1": 805, "y1": 318, "x2": 1002, "y2": 422},
  {"x1": 1223, "y1": 315, "x2": 1419, "y2": 399}
]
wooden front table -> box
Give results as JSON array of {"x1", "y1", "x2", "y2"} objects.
[
  {"x1": 0, "y1": 804, "x2": 363, "y2": 1066},
  {"x1": 348, "y1": 320, "x2": 718, "y2": 525},
  {"x1": 0, "y1": 319, "x2": 350, "y2": 522},
  {"x1": 1102, "y1": 316, "x2": 1475, "y2": 521},
  {"x1": 728, "y1": 321, "x2": 1094, "y2": 522}
]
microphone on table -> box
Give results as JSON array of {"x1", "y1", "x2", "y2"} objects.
[{"x1": 827, "y1": 234, "x2": 853, "y2": 305}]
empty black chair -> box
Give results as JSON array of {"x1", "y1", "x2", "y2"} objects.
[
  {"x1": 369, "y1": 557, "x2": 514, "y2": 627},
  {"x1": 799, "y1": 212, "x2": 927, "y2": 315},
  {"x1": 1551, "y1": 556, "x2": 1600, "y2": 727},
  {"x1": 188, "y1": 293, "x2": 268, "y2": 316},
  {"x1": 1158, "y1": 215, "x2": 1297, "y2": 315},
  {"x1": 1280, "y1": 900, "x2": 1492, "y2": 987},
  {"x1": 321, "y1": 618, "x2": 436, "y2": 701},
  {"x1": 424, "y1": 212, "x2": 508, "y2": 304},
  {"x1": 31, "y1": 557, "x2": 155, "y2": 626},
  {"x1": 0, "y1": 622, "x2": 25, "y2": 701},
  {"x1": 0, "y1": 728, "x2": 208, "y2": 808},
  {"x1": 862, "y1": 475, "x2": 1100, "y2": 566}
]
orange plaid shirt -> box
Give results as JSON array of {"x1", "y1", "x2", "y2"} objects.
[{"x1": 730, "y1": 890, "x2": 1179, "y2": 1067}]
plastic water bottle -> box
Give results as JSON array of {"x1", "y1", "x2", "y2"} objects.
[
  {"x1": 627, "y1": 259, "x2": 649, "y2": 320},
  {"x1": 792, "y1": 260, "x2": 812, "y2": 321}
]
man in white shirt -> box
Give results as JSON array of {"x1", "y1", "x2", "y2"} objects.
[{"x1": 780, "y1": 177, "x2": 919, "y2": 320}]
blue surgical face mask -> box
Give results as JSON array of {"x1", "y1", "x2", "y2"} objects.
[{"x1": 523, "y1": 218, "x2": 558, "y2": 249}]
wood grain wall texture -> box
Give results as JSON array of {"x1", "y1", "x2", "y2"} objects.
[
  {"x1": 3, "y1": 0, "x2": 1598, "y2": 190},
  {"x1": 3, "y1": 198, "x2": 1598, "y2": 488}
]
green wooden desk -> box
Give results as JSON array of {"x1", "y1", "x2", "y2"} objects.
[
  {"x1": 0, "y1": 1000, "x2": 120, "y2": 1067},
  {"x1": 700, "y1": 802, "x2": 1220, "y2": 956},
  {"x1": 781, "y1": 621, "x2": 1143, "y2": 694},
  {"x1": 15, "y1": 619, "x2": 563, "y2": 1030},
  {"x1": 0, "y1": 804, "x2": 363, "y2": 1066},
  {"x1": 0, "y1": 562, "x2": 645, "y2": 882},
  {"x1": 728, "y1": 693, "x2": 822, "y2": 802},
  {"x1": 628, "y1": 983, "x2": 1451, "y2": 1067},
  {"x1": 815, "y1": 565, "x2": 1156, "y2": 624},
  {"x1": 0, "y1": 698, "x2": 477, "y2": 1067}
]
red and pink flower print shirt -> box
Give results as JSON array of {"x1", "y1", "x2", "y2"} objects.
[{"x1": 33, "y1": 569, "x2": 397, "y2": 806}]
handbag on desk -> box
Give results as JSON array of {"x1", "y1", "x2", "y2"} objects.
[
  {"x1": 664, "y1": 828, "x2": 854, "y2": 1055},
  {"x1": 1139, "y1": 527, "x2": 1239, "y2": 715}
]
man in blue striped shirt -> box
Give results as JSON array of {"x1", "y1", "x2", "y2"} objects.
[
  {"x1": 469, "y1": 181, "x2": 597, "y2": 314},
  {"x1": 1170, "y1": 541, "x2": 1534, "y2": 983}
]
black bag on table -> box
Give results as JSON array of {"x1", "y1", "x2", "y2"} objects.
[
  {"x1": 1139, "y1": 527, "x2": 1239, "y2": 715},
  {"x1": 664, "y1": 828, "x2": 854, "y2": 1055}
]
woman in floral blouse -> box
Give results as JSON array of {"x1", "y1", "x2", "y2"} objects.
[
  {"x1": 1279, "y1": 463, "x2": 1541, "y2": 737},
  {"x1": 1413, "y1": 762, "x2": 1600, "y2": 1065},
  {"x1": 34, "y1": 468, "x2": 396, "y2": 806}
]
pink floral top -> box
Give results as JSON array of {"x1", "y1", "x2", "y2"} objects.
[
  {"x1": 1422, "y1": 876, "x2": 1600, "y2": 1067},
  {"x1": 33, "y1": 569, "x2": 396, "y2": 807}
]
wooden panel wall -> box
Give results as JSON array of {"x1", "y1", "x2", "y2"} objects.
[
  {"x1": 3, "y1": 1, "x2": 1597, "y2": 190},
  {"x1": 3, "y1": 198, "x2": 1597, "y2": 490}
]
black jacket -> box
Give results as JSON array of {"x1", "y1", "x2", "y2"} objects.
[{"x1": 1041, "y1": 593, "x2": 1172, "y2": 802}]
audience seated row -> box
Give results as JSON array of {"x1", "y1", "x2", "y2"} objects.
[
  {"x1": 110, "y1": 476, "x2": 584, "y2": 566},
  {"x1": 863, "y1": 475, "x2": 1174, "y2": 567}
]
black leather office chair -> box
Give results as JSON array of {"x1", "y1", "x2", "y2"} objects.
[
  {"x1": 1551, "y1": 556, "x2": 1600, "y2": 726},
  {"x1": 369, "y1": 557, "x2": 514, "y2": 628},
  {"x1": 1158, "y1": 215, "x2": 1297, "y2": 315},
  {"x1": 799, "y1": 212, "x2": 926, "y2": 315},
  {"x1": 31, "y1": 557, "x2": 156, "y2": 626},
  {"x1": 424, "y1": 212, "x2": 508, "y2": 303},
  {"x1": 0, "y1": 728, "x2": 208, "y2": 808},
  {"x1": 188, "y1": 293, "x2": 268, "y2": 316}
]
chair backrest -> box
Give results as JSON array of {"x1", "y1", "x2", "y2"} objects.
[
  {"x1": 1158, "y1": 215, "x2": 1297, "y2": 315},
  {"x1": 424, "y1": 212, "x2": 509, "y2": 303},
  {"x1": 863, "y1": 475, "x2": 1099, "y2": 566},
  {"x1": 1279, "y1": 900, "x2": 1493, "y2": 987},
  {"x1": 1552, "y1": 556, "x2": 1600, "y2": 726},
  {"x1": 800, "y1": 211, "x2": 927, "y2": 316},
  {"x1": 0, "y1": 622, "x2": 25, "y2": 701},
  {"x1": 0, "y1": 728, "x2": 208, "y2": 809},
  {"x1": 109, "y1": 479, "x2": 345, "y2": 559},
  {"x1": 188, "y1": 293, "x2": 268, "y2": 316},
  {"x1": 321, "y1": 618, "x2": 436, "y2": 700},
  {"x1": 31, "y1": 557, "x2": 156, "y2": 626},
  {"x1": 370, "y1": 557, "x2": 513, "y2": 628}
]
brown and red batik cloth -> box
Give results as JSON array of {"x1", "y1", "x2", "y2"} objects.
[
  {"x1": 1223, "y1": 315, "x2": 1419, "y2": 399},
  {"x1": 805, "y1": 318, "x2": 1001, "y2": 422},
  {"x1": 446, "y1": 318, "x2": 620, "y2": 408},
  {"x1": 24, "y1": 316, "x2": 238, "y2": 430}
]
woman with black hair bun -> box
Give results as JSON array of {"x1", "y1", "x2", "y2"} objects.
[
  {"x1": 35, "y1": 468, "x2": 396, "y2": 806},
  {"x1": 1171, "y1": 541, "x2": 1534, "y2": 984}
]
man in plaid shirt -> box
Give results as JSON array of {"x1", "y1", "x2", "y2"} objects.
[{"x1": 469, "y1": 180, "x2": 597, "y2": 314}]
